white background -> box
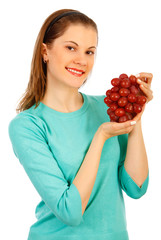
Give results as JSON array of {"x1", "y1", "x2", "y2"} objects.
[{"x1": 1, "y1": 0, "x2": 161, "y2": 239}]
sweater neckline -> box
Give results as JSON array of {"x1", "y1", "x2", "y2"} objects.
[{"x1": 37, "y1": 92, "x2": 88, "y2": 118}]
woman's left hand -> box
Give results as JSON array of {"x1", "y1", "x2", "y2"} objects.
[{"x1": 133, "y1": 72, "x2": 153, "y2": 122}]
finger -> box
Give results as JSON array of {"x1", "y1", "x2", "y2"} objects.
[
  {"x1": 123, "y1": 125, "x2": 135, "y2": 134},
  {"x1": 137, "y1": 78, "x2": 149, "y2": 89},
  {"x1": 139, "y1": 85, "x2": 153, "y2": 100},
  {"x1": 111, "y1": 123, "x2": 135, "y2": 135},
  {"x1": 136, "y1": 72, "x2": 153, "y2": 84},
  {"x1": 112, "y1": 119, "x2": 136, "y2": 131},
  {"x1": 136, "y1": 78, "x2": 153, "y2": 98}
]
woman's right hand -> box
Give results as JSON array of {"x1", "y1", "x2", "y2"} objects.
[{"x1": 99, "y1": 120, "x2": 137, "y2": 141}]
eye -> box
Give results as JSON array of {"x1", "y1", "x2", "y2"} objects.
[
  {"x1": 86, "y1": 51, "x2": 95, "y2": 55},
  {"x1": 66, "y1": 46, "x2": 75, "y2": 51}
]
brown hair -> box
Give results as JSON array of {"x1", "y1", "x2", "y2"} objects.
[{"x1": 16, "y1": 9, "x2": 98, "y2": 113}]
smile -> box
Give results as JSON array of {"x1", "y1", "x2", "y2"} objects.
[{"x1": 65, "y1": 67, "x2": 85, "y2": 77}]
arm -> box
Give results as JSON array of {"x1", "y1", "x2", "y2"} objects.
[
  {"x1": 118, "y1": 72, "x2": 153, "y2": 196},
  {"x1": 124, "y1": 71, "x2": 153, "y2": 187},
  {"x1": 124, "y1": 120, "x2": 149, "y2": 187},
  {"x1": 8, "y1": 115, "x2": 83, "y2": 226},
  {"x1": 72, "y1": 119, "x2": 138, "y2": 215},
  {"x1": 118, "y1": 132, "x2": 149, "y2": 199},
  {"x1": 73, "y1": 126, "x2": 105, "y2": 215}
]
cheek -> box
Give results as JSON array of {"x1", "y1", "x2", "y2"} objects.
[
  {"x1": 89, "y1": 58, "x2": 95, "y2": 69},
  {"x1": 49, "y1": 48, "x2": 63, "y2": 64},
  {"x1": 48, "y1": 55, "x2": 63, "y2": 71}
]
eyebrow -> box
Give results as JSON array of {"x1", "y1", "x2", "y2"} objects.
[{"x1": 64, "y1": 41, "x2": 96, "y2": 49}]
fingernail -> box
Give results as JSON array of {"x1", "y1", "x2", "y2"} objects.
[
  {"x1": 135, "y1": 73, "x2": 140, "y2": 78},
  {"x1": 130, "y1": 121, "x2": 136, "y2": 126},
  {"x1": 137, "y1": 79, "x2": 141, "y2": 83}
]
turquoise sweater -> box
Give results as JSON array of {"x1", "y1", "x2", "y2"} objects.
[{"x1": 8, "y1": 92, "x2": 149, "y2": 240}]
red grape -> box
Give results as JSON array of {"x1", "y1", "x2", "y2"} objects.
[
  {"x1": 111, "y1": 78, "x2": 120, "y2": 86},
  {"x1": 120, "y1": 78, "x2": 131, "y2": 88},
  {"x1": 107, "y1": 108, "x2": 113, "y2": 115},
  {"x1": 136, "y1": 95, "x2": 147, "y2": 105},
  {"x1": 109, "y1": 112, "x2": 119, "y2": 122},
  {"x1": 115, "y1": 108, "x2": 125, "y2": 117},
  {"x1": 118, "y1": 97, "x2": 128, "y2": 107},
  {"x1": 104, "y1": 96, "x2": 113, "y2": 106},
  {"x1": 129, "y1": 75, "x2": 137, "y2": 84},
  {"x1": 110, "y1": 92, "x2": 120, "y2": 101},
  {"x1": 118, "y1": 115, "x2": 129, "y2": 123},
  {"x1": 119, "y1": 73, "x2": 128, "y2": 79},
  {"x1": 119, "y1": 88, "x2": 130, "y2": 97},
  {"x1": 133, "y1": 103, "x2": 142, "y2": 113},
  {"x1": 128, "y1": 93, "x2": 137, "y2": 103},
  {"x1": 126, "y1": 112, "x2": 133, "y2": 120},
  {"x1": 111, "y1": 86, "x2": 119, "y2": 92},
  {"x1": 125, "y1": 103, "x2": 133, "y2": 113},
  {"x1": 106, "y1": 89, "x2": 111, "y2": 96},
  {"x1": 130, "y1": 85, "x2": 139, "y2": 95},
  {"x1": 110, "y1": 103, "x2": 118, "y2": 111}
]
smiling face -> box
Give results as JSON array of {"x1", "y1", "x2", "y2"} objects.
[{"x1": 42, "y1": 24, "x2": 98, "y2": 89}]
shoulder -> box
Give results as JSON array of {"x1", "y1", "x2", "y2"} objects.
[
  {"x1": 85, "y1": 93, "x2": 106, "y2": 103},
  {"x1": 8, "y1": 110, "x2": 46, "y2": 142},
  {"x1": 84, "y1": 93, "x2": 106, "y2": 110},
  {"x1": 8, "y1": 111, "x2": 48, "y2": 160},
  {"x1": 84, "y1": 93, "x2": 109, "y2": 118}
]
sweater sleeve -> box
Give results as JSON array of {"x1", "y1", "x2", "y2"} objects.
[
  {"x1": 8, "y1": 114, "x2": 82, "y2": 226},
  {"x1": 117, "y1": 133, "x2": 149, "y2": 199}
]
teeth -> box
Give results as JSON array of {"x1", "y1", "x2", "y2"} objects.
[{"x1": 67, "y1": 68, "x2": 83, "y2": 74}]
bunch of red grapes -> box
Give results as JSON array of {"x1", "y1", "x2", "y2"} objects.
[{"x1": 104, "y1": 73, "x2": 147, "y2": 123}]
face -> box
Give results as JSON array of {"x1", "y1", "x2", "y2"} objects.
[{"x1": 42, "y1": 24, "x2": 98, "y2": 89}]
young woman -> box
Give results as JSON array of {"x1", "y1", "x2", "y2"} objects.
[{"x1": 8, "y1": 8, "x2": 153, "y2": 240}]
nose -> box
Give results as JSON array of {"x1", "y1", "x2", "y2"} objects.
[{"x1": 73, "y1": 53, "x2": 87, "y2": 66}]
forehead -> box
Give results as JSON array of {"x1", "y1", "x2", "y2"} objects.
[{"x1": 56, "y1": 24, "x2": 98, "y2": 46}]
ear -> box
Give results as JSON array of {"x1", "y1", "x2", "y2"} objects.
[{"x1": 41, "y1": 43, "x2": 48, "y2": 61}]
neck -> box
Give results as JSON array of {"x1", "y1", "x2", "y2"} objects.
[{"x1": 41, "y1": 81, "x2": 83, "y2": 113}]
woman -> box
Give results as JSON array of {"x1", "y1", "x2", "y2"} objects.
[{"x1": 8, "y1": 8, "x2": 153, "y2": 240}]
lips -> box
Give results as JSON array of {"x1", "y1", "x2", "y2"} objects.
[
  {"x1": 65, "y1": 67, "x2": 85, "y2": 73},
  {"x1": 65, "y1": 67, "x2": 85, "y2": 77}
]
